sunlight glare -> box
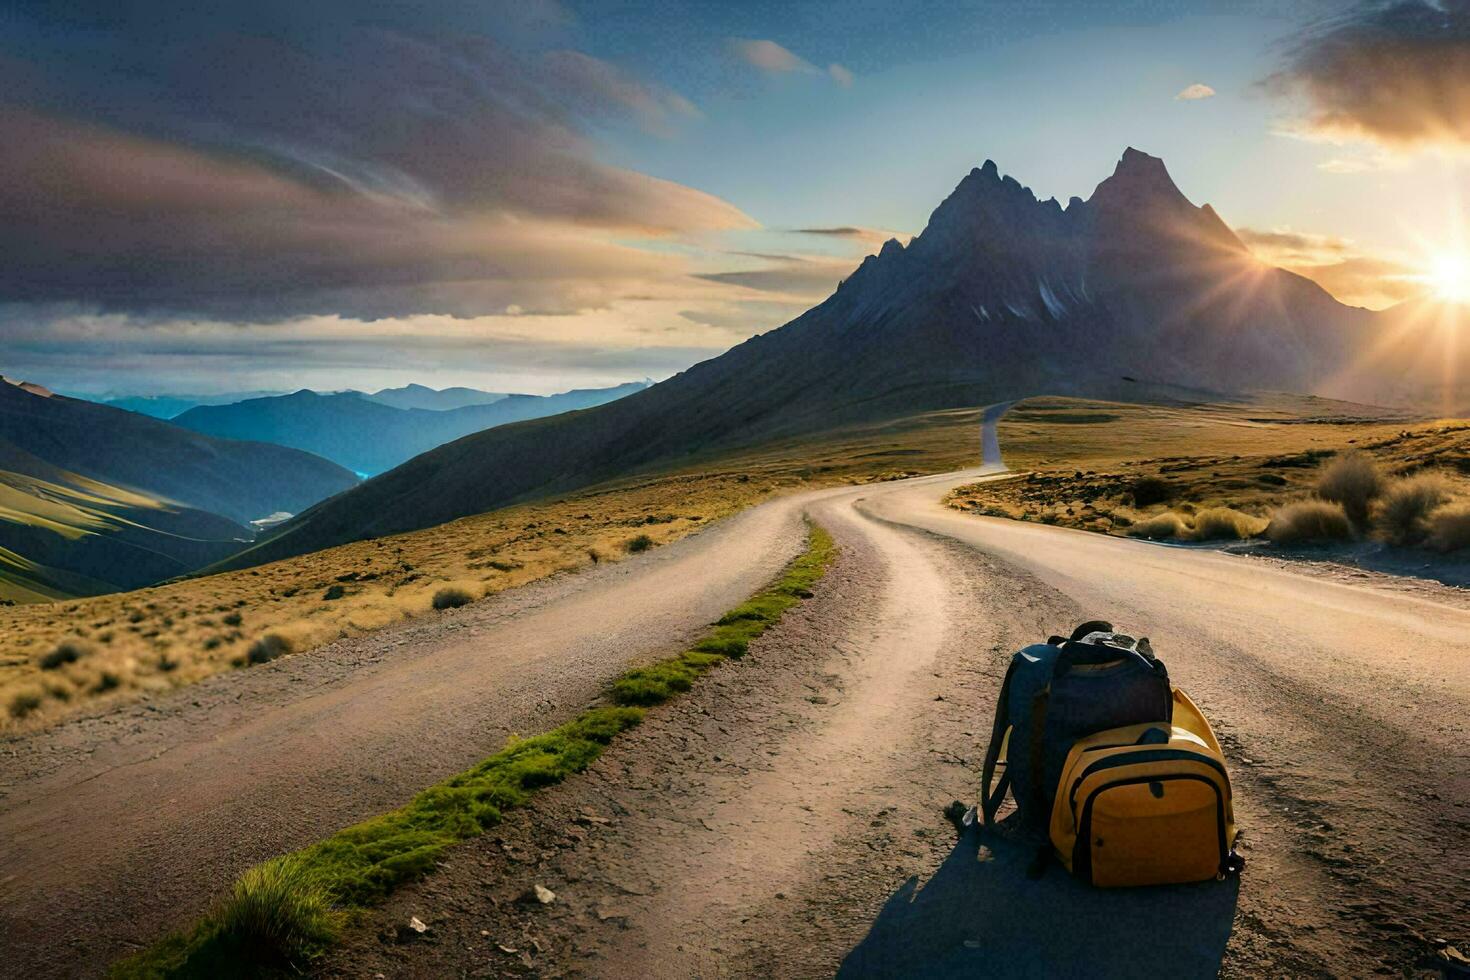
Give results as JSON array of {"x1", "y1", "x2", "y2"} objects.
[{"x1": 1428, "y1": 251, "x2": 1470, "y2": 304}]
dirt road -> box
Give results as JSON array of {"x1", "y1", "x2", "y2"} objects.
[
  {"x1": 3, "y1": 405, "x2": 1467, "y2": 977},
  {"x1": 324, "y1": 473, "x2": 1470, "y2": 979},
  {"x1": 0, "y1": 499, "x2": 814, "y2": 977}
]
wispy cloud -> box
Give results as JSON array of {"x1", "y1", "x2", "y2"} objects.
[
  {"x1": 1266, "y1": 0, "x2": 1470, "y2": 150},
  {"x1": 0, "y1": 24, "x2": 752, "y2": 323},
  {"x1": 728, "y1": 38, "x2": 852, "y2": 86},
  {"x1": 1175, "y1": 83, "x2": 1216, "y2": 100},
  {"x1": 1237, "y1": 226, "x2": 1420, "y2": 309}
]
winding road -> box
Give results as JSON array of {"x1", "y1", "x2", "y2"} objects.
[{"x1": 2, "y1": 407, "x2": 1467, "y2": 976}]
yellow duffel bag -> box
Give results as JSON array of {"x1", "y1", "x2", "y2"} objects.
[{"x1": 1049, "y1": 688, "x2": 1242, "y2": 887}]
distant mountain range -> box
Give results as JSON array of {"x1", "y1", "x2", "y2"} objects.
[
  {"x1": 222, "y1": 148, "x2": 1465, "y2": 569},
  {"x1": 101, "y1": 383, "x2": 511, "y2": 419},
  {"x1": 172, "y1": 381, "x2": 650, "y2": 475},
  {"x1": 0, "y1": 377, "x2": 357, "y2": 599}
]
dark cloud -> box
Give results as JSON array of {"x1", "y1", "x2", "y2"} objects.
[
  {"x1": 1268, "y1": 0, "x2": 1470, "y2": 148},
  {"x1": 695, "y1": 252, "x2": 860, "y2": 296},
  {"x1": 0, "y1": 6, "x2": 750, "y2": 321}
]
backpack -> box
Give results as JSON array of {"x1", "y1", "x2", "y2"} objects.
[
  {"x1": 1049, "y1": 687, "x2": 1241, "y2": 886},
  {"x1": 980, "y1": 621, "x2": 1173, "y2": 829}
]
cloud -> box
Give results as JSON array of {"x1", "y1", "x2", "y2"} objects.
[
  {"x1": 729, "y1": 38, "x2": 817, "y2": 74},
  {"x1": 542, "y1": 49, "x2": 703, "y2": 136},
  {"x1": 0, "y1": 17, "x2": 752, "y2": 322},
  {"x1": 828, "y1": 63, "x2": 855, "y2": 87},
  {"x1": 1267, "y1": 0, "x2": 1470, "y2": 149},
  {"x1": 1175, "y1": 83, "x2": 1216, "y2": 101},
  {"x1": 695, "y1": 251, "x2": 861, "y2": 298},
  {"x1": 1237, "y1": 225, "x2": 1420, "y2": 309}
]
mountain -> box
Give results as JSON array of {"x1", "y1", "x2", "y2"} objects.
[
  {"x1": 221, "y1": 148, "x2": 1449, "y2": 569},
  {"x1": 365, "y1": 383, "x2": 509, "y2": 412},
  {"x1": 0, "y1": 377, "x2": 359, "y2": 598},
  {"x1": 173, "y1": 381, "x2": 650, "y2": 475},
  {"x1": 100, "y1": 391, "x2": 287, "y2": 419}
]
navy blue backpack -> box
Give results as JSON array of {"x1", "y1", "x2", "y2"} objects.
[{"x1": 981, "y1": 621, "x2": 1173, "y2": 828}]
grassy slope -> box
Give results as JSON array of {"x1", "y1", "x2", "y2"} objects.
[
  {"x1": 947, "y1": 395, "x2": 1465, "y2": 539},
  {"x1": 113, "y1": 525, "x2": 835, "y2": 978},
  {"x1": 0, "y1": 404, "x2": 981, "y2": 730}
]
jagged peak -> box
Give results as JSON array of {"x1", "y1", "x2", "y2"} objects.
[{"x1": 879, "y1": 237, "x2": 905, "y2": 258}]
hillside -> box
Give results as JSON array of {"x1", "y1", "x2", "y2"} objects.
[
  {"x1": 0, "y1": 378, "x2": 358, "y2": 599},
  {"x1": 221, "y1": 148, "x2": 1452, "y2": 568},
  {"x1": 174, "y1": 382, "x2": 650, "y2": 475}
]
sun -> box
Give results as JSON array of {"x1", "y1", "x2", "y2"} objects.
[{"x1": 1427, "y1": 251, "x2": 1470, "y2": 304}]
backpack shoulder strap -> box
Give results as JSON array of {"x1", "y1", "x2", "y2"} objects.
[{"x1": 981, "y1": 658, "x2": 1019, "y2": 826}]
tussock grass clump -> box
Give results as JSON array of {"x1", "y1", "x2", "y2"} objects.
[
  {"x1": 1426, "y1": 501, "x2": 1470, "y2": 552},
  {"x1": 1266, "y1": 500, "x2": 1353, "y2": 545},
  {"x1": 116, "y1": 523, "x2": 837, "y2": 978},
  {"x1": 431, "y1": 586, "x2": 474, "y2": 610},
  {"x1": 1127, "y1": 512, "x2": 1186, "y2": 541},
  {"x1": 1129, "y1": 477, "x2": 1173, "y2": 507},
  {"x1": 1190, "y1": 507, "x2": 1267, "y2": 542},
  {"x1": 625, "y1": 534, "x2": 655, "y2": 553},
  {"x1": 1377, "y1": 472, "x2": 1453, "y2": 546},
  {"x1": 1315, "y1": 452, "x2": 1383, "y2": 530},
  {"x1": 40, "y1": 639, "x2": 90, "y2": 670},
  {"x1": 210, "y1": 859, "x2": 342, "y2": 968},
  {"x1": 246, "y1": 633, "x2": 292, "y2": 665},
  {"x1": 8, "y1": 686, "x2": 43, "y2": 719}
]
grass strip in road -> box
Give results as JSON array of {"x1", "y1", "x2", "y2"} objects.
[{"x1": 113, "y1": 522, "x2": 835, "y2": 979}]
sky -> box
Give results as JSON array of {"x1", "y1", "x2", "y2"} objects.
[{"x1": 1, "y1": 0, "x2": 1468, "y2": 396}]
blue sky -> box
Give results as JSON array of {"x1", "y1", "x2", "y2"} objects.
[{"x1": 0, "y1": 0, "x2": 1465, "y2": 395}]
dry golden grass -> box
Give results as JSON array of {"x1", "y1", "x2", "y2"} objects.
[
  {"x1": 950, "y1": 395, "x2": 1470, "y2": 547},
  {"x1": 0, "y1": 405, "x2": 986, "y2": 731},
  {"x1": 1266, "y1": 500, "x2": 1354, "y2": 545}
]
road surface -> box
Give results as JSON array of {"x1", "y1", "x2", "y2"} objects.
[{"x1": 3, "y1": 411, "x2": 1467, "y2": 976}]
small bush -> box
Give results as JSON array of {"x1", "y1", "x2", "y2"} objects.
[
  {"x1": 1190, "y1": 508, "x2": 1267, "y2": 542},
  {"x1": 9, "y1": 687, "x2": 44, "y2": 719},
  {"x1": 92, "y1": 670, "x2": 122, "y2": 693},
  {"x1": 211, "y1": 858, "x2": 342, "y2": 967},
  {"x1": 1266, "y1": 500, "x2": 1353, "y2": 545},
  {"x1": 40, "y1": 639, "x2": 90, "y2": 670},
  {"x1": 1316, "y1": 452, "x2": 1383, "y2": 529},
  {"x1": 625, "y1": 534, "x2": 654, "y2": 553},
  {"x1": 322, "y1": 585, "x2": 346, "y2": 601},
  {"x1": 1426, "y1": 501, "x2": 1470, "y2": 552},
  {"x1": 1130, "y1": 477, "x2": 1174, "y2": 507},
  {"x1": 432, "y1": 586, "x2": 473, "y2": 611},
  {"x1": 222, "y1": 612, "x2": 244, "y2": 627},
  {"x1": 247, "y1": 633, "x2": 293, "y2": 665},
  {"x1": 1127, "y1": 512, "x2": 1186, "y2": 540},
  {"x1": 1378, "y1": 472, "x2": 1453, "y2": 546}
]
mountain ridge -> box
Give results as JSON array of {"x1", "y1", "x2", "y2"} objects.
[{"x1": 218, "y1": 148, "x2": 1456, "y2": 569}]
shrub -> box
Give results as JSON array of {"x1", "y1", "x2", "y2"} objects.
[
  {"x1": 322, "y1": 585, "x2": 346, "y2": 601},
  {"x1": 8, "y1": 687, "x2": 44, "y2": 719},
  {"x1": 1377, "y1": 472, "x2": 1454, "y2": 546},
  {"x1": 1130, "y1": 477, "x2": 1173, "y2": 507},
  {"x1": 1190, "y1": 508, "x2": 1268, "y2": 542},
  {"x1": 1426, "y1": 501, "x2": 1470, "y2": 552},
  {"x1": 222, "y1": 612, "x2": 244, "y2": 627},
  {"x1": 211, "y1": 858, "x2": 342, "y2": 967},
  {"x1": 625, "y1": 534, "x2": 654, "y2": 553},
  {"x1": 432, "y1": 586, "x2": 473, "y2": 610},
  {"x1": 247, "y1": 633, "x2": 293, "y2": 665},
  {"x1": 40, "y1": 639, "x2": 90, "y2": 670},
  {"x1": 1127, "y1": 512, "x2": 1186, "y2": 540},
  {"x1": 1266, "y1": 500, "x2": 1353, "y2": 545},
  {"x1": 1316, "y1": 452, "x2": 1383, "y2": 529}
]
